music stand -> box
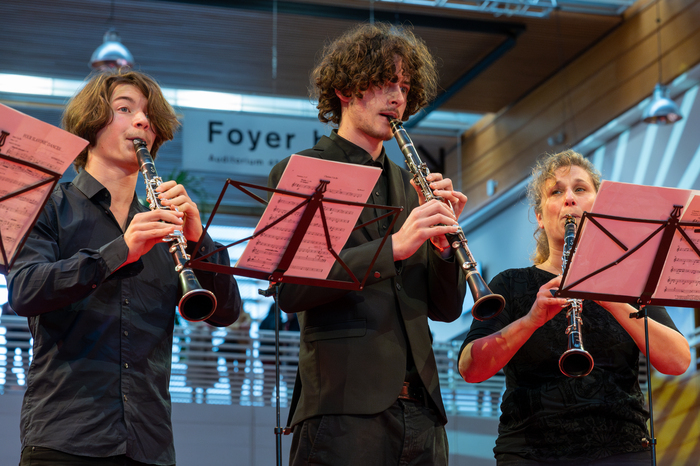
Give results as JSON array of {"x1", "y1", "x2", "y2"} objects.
[
  {"x1": 558, "y1": 191, "x2": 700, "y2": 466},
  {"x1": 0, "y1": 151, "x2": 63, "y2": 275},
  {"x1": 1, "y1": 104, "x2": 87, "y2": 275},
  {"x1": 187, "y1": 177, "x2": 401, "y2": 466}
]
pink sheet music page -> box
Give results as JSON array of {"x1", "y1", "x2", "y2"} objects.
[
  {"x1": 0, "y1": 103, "x2": 88, "y2": 273},
  {"x1": 236, "y1": 154, "x2": 381, "y2": 280},
  {"x1": 564, "y1": 181, "x2": 697, "y2": 301},
  {"x1": 655, "y1": 193, "x2": 700, "y2": 302}
]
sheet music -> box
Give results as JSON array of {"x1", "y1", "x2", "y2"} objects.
[
  {"x1": 655, "y1": 193, "x2": 700, "y2": 302},
  {"x1": 564, "y1": 181, "x2": 700, "y2": 304},
  {"x1": 0, "y1": 103, "x2": 88, "y2": 271},
  {"x1": 236, "y1": 154, "x2": 381, "y2": 280}
]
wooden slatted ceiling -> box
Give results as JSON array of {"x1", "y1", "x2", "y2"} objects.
[
  {"x1": 3, "y1": 0, "x2": 621, "y2": 114},
  {"x1": 458, "y1": 0, "x2": 700, "y2": 219}
]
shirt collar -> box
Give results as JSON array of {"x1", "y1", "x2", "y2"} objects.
[
  {"x1": 72, "y1": 169, "x2": 109, "y2": 200},
  {"x1": 72, "y1": 169, "x2": 144, "y2": 213},
  {"x1": 329, "y1": 130, "x2": 386, "y2": 170}
]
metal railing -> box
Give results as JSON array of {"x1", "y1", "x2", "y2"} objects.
[
  {"x1": 0, "y1": 315, "x2": 503, "y2": 416},
  {"x1": 1, "y1": 314, "x2": 657, "y2": 418}
]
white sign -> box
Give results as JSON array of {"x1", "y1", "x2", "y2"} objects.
[{"x1": 182, "y1": 109, "x2": 331, "y2": 176}]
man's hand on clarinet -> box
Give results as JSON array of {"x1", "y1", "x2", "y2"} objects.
[
  {"x1": 155, "y1": 180, "x2": 204, "y2": 242},
  {"x1": 392, "y1": 199, "x2": 460, "y2": 261},
  {"x1": 411, "y1": 173, "x2": 468, "y2": 219},
  {"x1": 408, "y1": 172, "x2": 468, "y2": 257}
]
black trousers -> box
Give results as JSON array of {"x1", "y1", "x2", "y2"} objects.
[
  {"x1": 289, "y1": 399, "x2": 448, "y2": 466},
  {"x1": 19, "y1": 446, "x2": 171, "y2": 466}
]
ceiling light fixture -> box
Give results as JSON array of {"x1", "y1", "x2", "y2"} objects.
[
  {"x1": 642, "y1": 0, "x2": 682, "y2": 124},
  {"x1": 89, "y1": 0, "x2": 134, "y2": 71},
  {"x1": 90, "y1": 28, "x2": 134, "y2": 70}
]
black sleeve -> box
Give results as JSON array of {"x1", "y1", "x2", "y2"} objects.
[
  {"x1": 458, "y1": 270, "x2": 514, "y2": 361},
  {"x1": 190, "y1": 234, "x2": 243, "y2": 327}
]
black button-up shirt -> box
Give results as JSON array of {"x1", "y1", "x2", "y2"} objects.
[{"x1": 8, "y1": 170, "x2": 241, "y2": 465}]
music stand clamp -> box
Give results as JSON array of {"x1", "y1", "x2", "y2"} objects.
[
  {"x1": 559, "y1": 204, "x2": 700, "y2": 466},
  {"x1": 187, "y1": 177, "x2": 401, "y2": 466}
]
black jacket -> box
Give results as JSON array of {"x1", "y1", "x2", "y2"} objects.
[{"x1": 268, "y1": 133, "x2": 466, "y2": 427}]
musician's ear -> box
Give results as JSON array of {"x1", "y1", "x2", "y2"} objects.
[
  {"x1": 536, "y1": 212, "x2": 544, "y2": 229},
  {"x1": 335, "y1": 89, "x2": 352, "y2": 103}
]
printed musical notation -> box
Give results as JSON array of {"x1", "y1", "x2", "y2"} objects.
[
  {"x1": 0, "y1": 104, "x2": 88, "y2": 271},
  {"x1": 657, "y1": 194, "x2": 700, "y2": 301},
  {"x1": 235, "y1": 154, "x2": 381, "y2": 280}
]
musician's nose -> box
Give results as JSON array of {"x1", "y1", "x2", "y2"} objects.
[
  {"x1": 133, "y1": 111, "x2": 150, "y2": 131},
  {"x1": 564, "y1": 188, "x2": 576, "y2": 206}
]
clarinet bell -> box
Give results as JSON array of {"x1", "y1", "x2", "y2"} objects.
[
  {"x1": 177, "y1": 268, "x2": 218, "y2": 322},
  {"x1": 559, "y1": 348, "x2": 594, "y2": 378},
  {"x1": 467, "y1": 272, "x2": 505, "y2": 321}
]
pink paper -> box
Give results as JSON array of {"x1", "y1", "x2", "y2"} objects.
[
  {"x1": 564, "y1": 180, "x2": 700, "y2": 303},
  {"x1": 236, "y1": 154, "x2": 382, "y2": 280},
  {"x1": 0, "y1": 103, "x2": 88, "y2": 271}
]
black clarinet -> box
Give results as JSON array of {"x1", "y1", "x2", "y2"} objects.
[
  {"x1": 558, "y1": 215, "x2": 594, "y2": 377},
  {"x1": 388, "y1": 119, "x2": 505, "y2": 320},
  {"x1": 133, "y1": 139, "x2": 217, "y2": 322}
]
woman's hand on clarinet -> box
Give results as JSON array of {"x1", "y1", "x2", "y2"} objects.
[
  {"x1": 155, "y1": 180, "x2": 204, "y2": 242},
  {"x1": 525, "y1": 275, "x2": 569, "y2": 329}
]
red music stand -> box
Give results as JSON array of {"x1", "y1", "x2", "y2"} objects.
[
  {"x1": 187, "y1": 177, "x2": 402, "y2": 466},
  {"x1": 0, "y1": 150, "x2": 63, "y2": 275},
  {"x1": 557, "y1": 181, "x2": 700, "y2": 466}
]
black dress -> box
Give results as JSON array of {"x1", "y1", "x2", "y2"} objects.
[{"x1": 460, "y1": 266, "x2": 681, "y2": 462}]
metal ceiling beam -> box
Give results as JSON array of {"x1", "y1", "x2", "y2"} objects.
[
  {"x1": 147, "y1": 0, "x2": 526, "y2": 123},
  {"x1": 405, "y1": 34, "x2": 520, "y2": 129},
  {"x1": 148, "y1": 0, "x2": 526, "y2": 36}
]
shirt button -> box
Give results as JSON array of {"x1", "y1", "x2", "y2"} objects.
[
  {"x1": 374, "y1": 271, "x2": 381, "y2": 279},
  {"x1": 124, "y1": 299, "x2": 129, "y2": 305},
  {"x1": 375, "y1": 191, "x2": 380, "y2": 196},
  {"x1": 124, "y1": 330, "x2": 129, "y2": 336},
  {"x1": 124, "y1": 363, "x2": 129, "y2": 369},
  {"x1": 92, "y1": 284, "x2": 97, "y2": 289},
  {"x1": 123, "y1": 395, "x2": 128, "y2": 402},
  {"x1": 396, "y1": 283, "x2": 402, "y2": 291}
]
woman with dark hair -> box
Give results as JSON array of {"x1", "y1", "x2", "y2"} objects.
[{"x1": 458, "y1": 150, "x2": 690, "y2": 465}]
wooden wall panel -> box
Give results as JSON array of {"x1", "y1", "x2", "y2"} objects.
[{"x1": 457, "y1": 0, "x2": 700, "y2": 218}]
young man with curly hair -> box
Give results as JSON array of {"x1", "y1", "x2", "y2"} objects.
[
  {"x1": 9, "y1": 69, "x2": 242, "y2": 465},
  {"x1": 268, "y1": 22, "x2": 468, "y2": 465}
]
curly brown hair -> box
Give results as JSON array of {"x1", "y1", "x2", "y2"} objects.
[
  {"x1": 527, "y1": 149, "x2": 602, "y2": 265},
  {"x1": 62, "y1": 68, "x2": 180, "y2": 172},
  {"x1": 311, "y1": 22, "x2": 438, "y2": 125}
]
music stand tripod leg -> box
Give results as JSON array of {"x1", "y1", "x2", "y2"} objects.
[
  {"x1": 630, "y1": 305, "x2": 656, "y2": 466},
  {"x1": 259, "y1": 283, "x2": 284, "y2": 466}
]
